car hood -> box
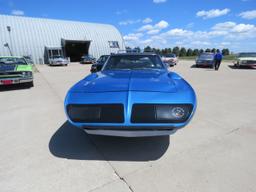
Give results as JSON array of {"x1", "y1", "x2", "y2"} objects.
[
  {"x1": 238, "y1": 57, "x2": 256, "y2": 61},
  {"x1": 71, "y1": 70, "x2": 178, "y2": 93},
  {"x1": 0, "y1": 64, "x2": 32, "y2": 72}
]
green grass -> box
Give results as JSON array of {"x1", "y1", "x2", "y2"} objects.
[{"x1": 179, "y1": 54, "x2": 236, "y2": 61}]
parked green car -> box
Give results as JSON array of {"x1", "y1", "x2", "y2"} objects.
[{"x1": 0, "y1": 56, "x2": 33, "y2": 87}]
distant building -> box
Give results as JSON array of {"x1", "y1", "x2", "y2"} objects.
[{"x1": 0, "y1": 14, "x2": 125, "y2": 64}]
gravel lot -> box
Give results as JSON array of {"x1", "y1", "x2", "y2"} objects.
[{"x1": 1, "y1": 61, "x2": 256, "y2": 192}]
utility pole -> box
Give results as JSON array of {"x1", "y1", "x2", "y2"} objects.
[{"x1": 7, "y1": 26, "x2": 13, "y2": 56}]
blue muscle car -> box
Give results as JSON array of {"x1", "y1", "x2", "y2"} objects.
[{"x1": 65, "y1": 53, "x2": 196, "y2": 137}]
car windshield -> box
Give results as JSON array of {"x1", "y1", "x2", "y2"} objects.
[
  {"x1": 0, "y1": 57, "x2": 27, "y2": 65},
  {"x1": 199, "y1": 54, "x2": 214, "y2": 60},
  {"x1": 104, "y1": 55, "x2": 164, "y2": 70},
  {"x1": 165, "y1": 54, "x2": 176, "y2": 58},
  {"x1": 238, "y1": 53, "x2": 256, "y2": 57},
  {"x1": 52, "y1": 56, "x2": 63, "y2": 59},
  {"x1": 97, "y1": 55, "x2": 109, "y2": 63}
]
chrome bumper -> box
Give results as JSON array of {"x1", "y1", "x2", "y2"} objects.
[
  {"x1": 84, "y1": 128, "x2": 178, "y2": 137},
  {"x1": 0, "y1": 78, "x2": 33, "y2": 85}
]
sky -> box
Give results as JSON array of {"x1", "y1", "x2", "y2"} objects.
[{"x1": 0, "y1": 0, "x2": 256, "y2": 52}]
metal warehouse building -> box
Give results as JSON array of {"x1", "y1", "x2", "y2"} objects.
[{"x1": 0, "y1": 14, "x2": 125, "y2": 64}]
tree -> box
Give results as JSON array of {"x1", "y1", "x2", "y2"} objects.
[
  {"x1": 205, "y1": 48, "x2": 211, "y2": 52},
  {"x1": 193, "y1": 49, "x2": 199, "y2": 56},
  {"x1": 211, "y1": 48, "x2": 216, "y2": 53},
  {"x1": 172, "y1": 46, "x2": 180, "y2": 56},
  {"x1": 222, "y1": 48, "x2": 230, "y2": 55},
  {"x1": 144, "y1": 46, "x2": 152, "y2": 52},
  {"x1": 167, "y1": 48, "x2": 172, "y2": 54},
  {"x1": 199, "y1": 49, "x2": 204, "y2": 54},
  {"x1": 179, "y1": 47, "x2": 187, "y2": 57},
  {"x1": 186, "y1": 48, "x2": 193, "y2": 56},
  {"x1": 134, "y1": 47, "x2": 141, "y2": 53}
]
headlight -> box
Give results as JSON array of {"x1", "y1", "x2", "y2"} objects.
[
  {"x1": 22, "y1": 71, "x2": 32, "y2": 77},
  {"x1": 132, "y1": 104, "x2": 193, "y2": 123},
  {"x1": 171, "y1": 107, "x2": 186, "y2": 119}
]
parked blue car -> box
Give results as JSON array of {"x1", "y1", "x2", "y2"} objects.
[{"x1": 65, "y1": 53, "x2": 196, "y2": 137}]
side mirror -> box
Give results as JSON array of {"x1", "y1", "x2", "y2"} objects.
[
  {"x1": 91, "y1": 68, "x2": 97, "y2": 73},
  {"x1": 97, "y1": 65, "x2": 103, "y2": 71}
]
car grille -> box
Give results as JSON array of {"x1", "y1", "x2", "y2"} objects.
[
  {"x1": 67, "y1": 104, "x2": 124, "y2": 123},
  {"x1": 131, "y1": 104, "x2": 193, "y2": 123},
  {"x1": 245, "y1": 60, "x2": 256, "y2": 65},
  {"x1": 0, "y1": 71, "x2": 23, "y2": 79}
]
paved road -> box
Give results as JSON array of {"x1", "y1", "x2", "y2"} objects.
[{"x1": 1, "y1": 61, "x2": 256, "y2": 192}]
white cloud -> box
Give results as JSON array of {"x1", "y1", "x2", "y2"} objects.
[
  {"x1": 147, "y1": 29, "x2": 160, "y2": 35},
  {"x1": 123, "y1": 33, "x2": 143, "y2": 41},
  {"x1": 196, "y1": 8, "x2": 230, "y2": 19},
  {"x1": 143, "y1": 17, "x2": 153, "y2": 24},
  {"x1": 155, "y1": 20, "x2": 169, "y2": 29},
  {"x1": 231, "y1": 24, "x2": 255, "y2": 33},
  {"x1": 138, "y1": 24, "x2": 154, "y2": 31},
  {"x1": 119, "y1": 19, "x2": 141, "y2": 25},
  {"x1": 165, "y1": 28, "x2": 193, "y2": 37},
  {"x1": 11, "y1": 9, "x2": 24, "y2": 16},
  {"x1": 153, "y1": 0, "x2": 167, "y2": 3},
  {"x1": 186, "y1": 22, "x2": 194, "y2": 28},
  {"x1": 239, "y1": 10, "x2": 256, "y2": 19},
  {"x1": 138, "y1": 20, "x2": 169, "y2": 32},
  {"x1": 212, "y1": 22, "x2": 236, "y2": 31}
]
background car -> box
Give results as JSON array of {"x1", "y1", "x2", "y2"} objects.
[
  {"x1": 234, "y1": 52, "x2": 256, "y2": 69},
  {"x1": 65, "y1": 53, "x2": 196, "y2": 137},
  {"x1": 195, "y1": 52, "x2": 215, "y2": 68},
  {"x1": 49, "y1": 55, "x2": 69, "y2": 66},
  {"x1": 0, "y1": 56, "x2": 33, "y2": 87},
  {"x1": 90, "y1": 55, "x2": 110, "y2": 73},
  {"x1": 161, "y1": 53, "x2": 178, "y2": 66},
  {"x1": 80, "y1": 55, "x2": 96, "y2": 64}
]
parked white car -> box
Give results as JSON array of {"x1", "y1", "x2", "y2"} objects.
[
  {"x1": 49, "y1": 56, "x2": 69, "y2": 66},
  {"x1": 161, "y1": 54, "x2": 178, "y2": 66},
  {"x1": 234, "y1": 52, "x2": 256, "y2": 69}
]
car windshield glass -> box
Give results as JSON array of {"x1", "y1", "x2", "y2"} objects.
[
  {"x1": 238, "y1": 53, "x2": 256, "y2": 57},
  {"x1": 52, "y1": 56, "x2": 63, "y2": 59},
  {"x1": 104, "y1": 55, "x2": 164, "y2": 70},
  {"x1": 165, "y1": 54, "x2": 176, "y2": 58},
  {"x1": 97, "y1": 56, "x2": 109, "y2": 63},
  {"x1": 0, "y1": 57, "x2": 27, "y2": 65},
  {"x1": 199, "y1": 54, "x2": 214, "y2": 60}
]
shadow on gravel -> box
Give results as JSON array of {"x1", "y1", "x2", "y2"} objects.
[
  {"x1": 49, "y1": 121, "x2": 170, "y2": 161},
  {"x1": 0, "y1": 84, "x2": 32, "y2": 92},
  {"x1": 228, "y1": 65, "x2": 256, "y2": 70}
]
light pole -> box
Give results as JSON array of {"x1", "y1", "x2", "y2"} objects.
[
  {"x1": 6, "y1": 26, "x2": 13, "y2": 56},
  {"x1": 4, "y1": 43, "x2": 13, "y2": 56}
]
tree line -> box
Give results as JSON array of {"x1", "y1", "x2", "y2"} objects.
[{"x1": 126, "y1": 46, "x2": 230, "y2": 56}]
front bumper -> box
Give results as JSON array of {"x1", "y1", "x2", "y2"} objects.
[
  {"x1": 0, "y1": 77, "x2": 33, "y2": 85},
  {"x1": 84, "y1": 128, "x2": 177, "y2": 137},
  {"x1": 196, "y1": 62, "x2": 214, "y2": 67},
  {"x1": 50, "y1": 62, "x2": 68, "y2": 65}
]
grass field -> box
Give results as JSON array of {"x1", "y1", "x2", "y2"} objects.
[{"x1": 179, "y1": 54, "x2": 236, "y2": 61}]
